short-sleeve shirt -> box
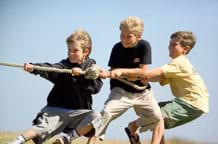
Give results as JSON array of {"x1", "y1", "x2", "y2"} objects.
[
  {"x1": 108, "y1": 39, "x2": 152, "y2": 93},
  {"x1": 160, "y1": 55, "x2": 209, "y2": 113}
]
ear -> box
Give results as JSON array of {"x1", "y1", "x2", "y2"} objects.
[
  {"x1": 136, "y1": 33, "x2": 142, "y2": 40},
  {"x1": 83, "y1": 48, "x2": 90, "y2": 56},
  {"x1": 183, "y1": 46, "x2": 190, "y2": 54}
]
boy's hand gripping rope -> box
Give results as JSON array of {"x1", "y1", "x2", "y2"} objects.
[
  {"x1": 0, "y1": 62, "x2": 147, "y2": 90},
  {"x1": 0, "y1": 61, "x2": 96, "y2": 78}
]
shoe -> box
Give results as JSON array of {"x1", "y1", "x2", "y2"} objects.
[
  {"x1": 5, "y1": 140, "x2": 24, "y2": 144},
  {"x1": 52, "y1": 135, "x2": 71, "y2": 144},
  {"x1": 124, "y1": 127, "x2": 141, "y2": 144}
]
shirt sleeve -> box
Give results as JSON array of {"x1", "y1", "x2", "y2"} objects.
[
  {"x1": 139, "y1": 40, "x2": 152, "y2": 64},
  {"x1": 159, "y1": 75, "x2": 169, "y2": 86},
  {"x1": 108, "y1": 44, "x2": 119, "y2": 67},
  {"x1": 31, "y1": 60, "x2": 65, "y2": 83},
  {"x1": 161, "y1": 63, "x2": 183, "y2": 78}
]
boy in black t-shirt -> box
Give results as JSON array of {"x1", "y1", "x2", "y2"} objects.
[{"x1": 96, "y1": 16, "x2": 164, "y2": 144}]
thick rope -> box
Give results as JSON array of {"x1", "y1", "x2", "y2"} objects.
[
  {"x1": 0, "y1": 62, "x2": 24, "y2": 68},
  {"x1": 117, "y1": 78, "x2": 147, "y2": 90},
  {"x1": 32, "y1": 65, "x2": 73, "y2": 74},
  {"x1": 0, "y1": 62, "x2": 73, "y2": 74},
  {"x1": 84, "y1": 65, "x2": 147, "y2": 90},
  {"x1": 0, "y1": 61, "x2": 146, "y2": 90}
]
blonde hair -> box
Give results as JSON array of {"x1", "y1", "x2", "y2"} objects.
[
  {"x1": 119, "y1": 16, "x2": 144, "y2": 37},
  {"x1": 170, "y1": 31, "x2": 196, "y2": 54},
  {"x1": 66, "y1": 29, "x2": 92, "y2": 56}
]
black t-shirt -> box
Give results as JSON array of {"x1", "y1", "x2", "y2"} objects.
[{"x1": 108, "y1": 39, "x2": 151, "y2": 93}]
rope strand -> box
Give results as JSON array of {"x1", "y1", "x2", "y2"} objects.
[
  {"x1": 32, "y1": 65, "x2": 72, "y2": 74},
  {"x1": 0, "y1": 62, "x2": 24, "y2": 68},
  {"x1": 0, "y1": 61, "x2": 146, "y2": 90}
]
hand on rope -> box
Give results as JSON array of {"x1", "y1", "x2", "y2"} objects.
[
  {"x1": 24, "y1": 63, "x2": 34, "y2": 72},
  {"x1": 107, "y1": 68, "x2": 148, "y2": 90},
  {"x1": 72, "y1": 64, "x2": 108, "y2": 80},
  {"x1": 24, "y1": 63, "x2": 105, "y2": 80},
  {"x1": 0, "y1": 61, "x2": 105, "y2": 80},
  {"x1": 79, "y1": 65, "x2": 148, "y2": 91},
  {"x1": 0, "y1": 61, "x2": 147, "y2": 90}
]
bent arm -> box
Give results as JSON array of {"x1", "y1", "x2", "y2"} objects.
[{"x1": 109, "y1": 64, "x2": 148, "y2": 79}]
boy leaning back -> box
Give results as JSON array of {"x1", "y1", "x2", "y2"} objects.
[
  {"x1": 9, "y1": 30, "x2": 103, "y2": 144},
  {"x1": 126, "y1": 31, "x2": 209, "y2": 144},
  {"x1": 95, "y1": 16, "x2": 164, "y2": 144}
]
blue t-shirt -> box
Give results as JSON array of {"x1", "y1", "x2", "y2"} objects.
[{"x1": 108, "y1": 39, "x2": 151, "y2": 93}]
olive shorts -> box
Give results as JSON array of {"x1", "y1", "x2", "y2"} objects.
[{"x1": 159, "y1": 98, "x2": 203, "y2": 129}]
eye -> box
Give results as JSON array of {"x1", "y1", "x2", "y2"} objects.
[
  {"x1": 121, "y1": 34, "x2": 126, "y2": 38},
  {"x1": 127, "y1": 35, "x2": 132, "y2": 39}
]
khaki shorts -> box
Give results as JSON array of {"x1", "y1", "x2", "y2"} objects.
[
  {"x1": 96, "y1": 87, "x2": 162, "y2": 139},
  {"x1": 31, "y1": 106, "x2": 101, "y2": 144},
  {"x1": 159, "y1": 98, "x2": 203, "y2": 129}
]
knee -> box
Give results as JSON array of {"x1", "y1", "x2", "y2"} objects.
[{"x1": 100, "y1": 109, "x2": 115, "y2": 122}]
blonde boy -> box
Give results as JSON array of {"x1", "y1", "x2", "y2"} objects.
[
  {"x1": 126, "y1": 31, "x2": 209, "y2": 143},
  {"x1": 96, "y1": 16, "x2": 164, "y2": 144}
]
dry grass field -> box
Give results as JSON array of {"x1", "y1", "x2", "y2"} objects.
[{"x1": 0, "y1": 131, "x2": 212, "y2": 144}]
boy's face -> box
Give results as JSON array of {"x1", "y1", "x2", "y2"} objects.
[
  {"x1": 168, "y1": 38, "x2": 187, "y2": 59},
  {"x1": 120, "y1": 30, "x2": 139, "y2": 48},
  {"x1": 67, "y1": 41, "x2": 89, "y2": 64}
]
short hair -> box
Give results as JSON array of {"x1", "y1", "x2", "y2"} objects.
[
  {"x1": 66, "y1": 29, "x2": 92, "y2": 56},
  {"x1": 119, "y1": 16, "x2": 144, "y2": 37},
  {"x1": 170, "y1": 31, "x2": 196, "y2": 54}
]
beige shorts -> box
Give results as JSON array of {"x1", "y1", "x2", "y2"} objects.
[{"x1": 96, "y1": 87, "x2": 162, "y2": 138}]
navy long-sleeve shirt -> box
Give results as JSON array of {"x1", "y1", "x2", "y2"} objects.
[{"x1": 31, "y1": 57, "x2": 103, "y2": 110}]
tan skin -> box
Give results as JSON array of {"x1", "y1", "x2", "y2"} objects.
[
  {"x1": 52, "y1": 32, "x2": 165, "y2": 144},
  {"x1": 127, "y1": 38, "x2": 190, "y2": 144},
  {"x1": 141, "y1": 38, "x2": 190, "y2": 83},
  {"x1": 106, "y1": 30, "x2": 165, "y2": 144},
  {"x1": 107, "y1": 30, "x2": 165, "y2": 144},
  {"x1": 72, "y1": 30, "x2": 148, "y2": 144},
  {"x1": 70, "y1": 30, "x2": 165, "y2": 144},
  {"x1": 108, "y1": 30, "x2": 147, "y2": 79},
  {"x1": 22, "y1": 41, "x2": 99, "y2": 144}
]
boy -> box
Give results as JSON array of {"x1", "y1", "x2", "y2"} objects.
[
  {"x1": 9, "y1": 30, "x2": 103, "y2": 144},
  {"x1": 126, "y1": 31, "x2": 209, "y2": 143},
  {"x1": 96, "y1": 16, "x2": 164, "y2": 144}
]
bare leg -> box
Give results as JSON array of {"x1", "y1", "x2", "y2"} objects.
[
  {"x1": 128, "y1": 118, "x2": 165, "y2": 144},
  {"x1": 21, "y1": 129, "x2": 38, "y2": 141},
  {"x1": 160, "y1": 135, "x2": 165, "y2": 144},
  {"x1": 77, "y1": 124, "x2": 98, "y2": 144},
  {"x1": 10, "y1": 130, "x2": 38, "y2": 144},
  {"x1": 127, "y1": 120, "x2": 141, "y2": 144},
  {"x1": 52, "y1": 124, "x2": 97, "y2": 144},
  {"x1": 76, "y1": 124, "x2": 93, "y2": 135},
  {"x1": 128, "y1": 120, "x2": 138, "y2": 135},
  {"x1": 87, "y1": 136, "x2": 97, "y2": 144},
  {"x1": 151, "y1": 118, "x2": 165, "y2": 144}
]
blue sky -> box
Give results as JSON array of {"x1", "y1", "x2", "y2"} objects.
[{"x1": 0, "y1": 0, "x2": 218, "y2": 143}]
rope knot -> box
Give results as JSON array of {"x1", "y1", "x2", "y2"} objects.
[{"x1": 84, "y1": 64, "x2": 100, "y2": 80}]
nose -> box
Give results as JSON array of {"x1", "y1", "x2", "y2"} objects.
[{"x1": 68, "y1": 51, "x2": 75, "y2": 55}]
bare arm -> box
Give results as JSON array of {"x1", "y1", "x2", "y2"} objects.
[
  {"x1": 143, "y1": 67, "x2": 164, "y2": 82},
  {"x1": 109, "y1": 64, "x2": 147, "y2": 79}
]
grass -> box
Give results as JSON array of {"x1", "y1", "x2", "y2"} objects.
[
  {"x1": 0, "y1": 131, "x2": 214, "y2": 144},
  {"x1": 0, "y1": 131, "x2": 131, "y2": 144}
]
